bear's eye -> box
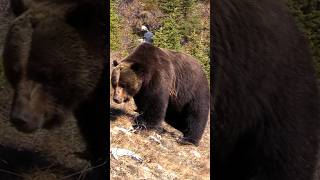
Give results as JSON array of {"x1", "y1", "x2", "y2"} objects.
[
  {"x1": 119, "y1": 82, "x2": 127, "y2": 89},
  {"x1": 119, "y1": 82, "x2": 138, "y2": 95}
]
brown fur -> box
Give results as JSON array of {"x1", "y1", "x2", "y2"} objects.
[
  {"x1": 212, "y1": 0, "x2": 320, "y2": 179},
  {"x1": 112, "y1": 43, "x2": 210, "y2": 145},
  {"x1": 2, "y1": 0, "x2": 107, "y2": 178}
]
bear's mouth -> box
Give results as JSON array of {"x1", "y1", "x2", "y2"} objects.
[
  {"x1": 14, "y1": 125, "x2": 38, "y2": 134},
  {"x1": 113, "y1": 97, "x2": 130, "y2": 104},
  {"x1": 10, "y1": 119, "x2": 39, "y2": 134},
  {"x1": 42, "y1": 113, "x2": 65, "y2": 130},
  {"x1": 11, "y1": 112, "x2": 66, "y2": 133}
]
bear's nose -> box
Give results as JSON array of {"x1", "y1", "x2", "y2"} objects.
[
  {"x1": 10, "y1": 111, "x2": 37, "y2": 133},
  {"x1": 11, "y1": 111, "x2": 30, "y2": 129},
  {"x1": 11, "y1": 116, "x2": 28, "y2": 127},
  {"x1": 113, "y1": 96, "x2": 122, "y2": 104}
]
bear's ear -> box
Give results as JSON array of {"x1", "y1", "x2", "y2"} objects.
[
  {"x1": 65, "y1": 1, "x2": 98, "y2": 31},
  {"x1": 10, "y1": 0, "x2": 33, "y2": 16},
  {"x1": 113, "y1": 60, "x2": 119, "y2": 67}
]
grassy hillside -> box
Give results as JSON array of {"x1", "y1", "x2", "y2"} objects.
[
  {"x1": 110, "y1": 0, "x2": 210, "y2": 179},
  {"x1": 288, "y1": 0, "x2": 320, "y2": 80},
  {"x1": 110, "y1": 0, "x2": 210, "y2": 79}
]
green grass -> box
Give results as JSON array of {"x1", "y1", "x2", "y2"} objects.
[
  {"x1": 153, "y1": 0, "x2": 210, "y2": 80},
  {"x1": 288, "y1": 0, "x2": 320, "y2": 79},
  {"x1": 110, "y1": 0, "x2": 121, "y2": 51}
]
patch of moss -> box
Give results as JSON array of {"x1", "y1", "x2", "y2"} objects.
[{"x1": 110, "y1": 0, "x2": 121, "y2": 51}]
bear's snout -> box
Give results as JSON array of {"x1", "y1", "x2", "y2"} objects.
[
  {"x1": 10, "y1": 110, "x2": 39, "y2": 133},
  {"x1": 113, "y1": 87, "x2": 129, "y2": 104},
  {"x1": 113, "y1": 96, "x2": 122, "y2": 104},
  {"x1": 10, "y1": 91, "x2": 43, "y2": 133}
]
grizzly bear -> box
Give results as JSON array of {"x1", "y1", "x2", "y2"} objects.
[
  {"x1": 212, "y1": 0, "x2": 320, "y2": 180},
  {"x1": 2, "y1": 0, "x2": 107, "y2": 177},
  {"x1": 111, "y1": 43, "x2": 209, "y2": 146}
]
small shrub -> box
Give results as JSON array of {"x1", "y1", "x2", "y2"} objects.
[{"x1": 154, "y1": 0, "x2": 210, "y2": 80}]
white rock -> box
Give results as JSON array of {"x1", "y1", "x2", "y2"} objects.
[
  {"x1": 192, "y1": 150, "x2": 201, "y2": 158},
  {"x1": 114, "y1": 126, "x2": 132, "y2": 136},
  {"x1": 110, "y1": 148, "x2": 143, "y2": 162},
  {"x1": 148, "y1": 135, "x2": 161, "y2": 144}
]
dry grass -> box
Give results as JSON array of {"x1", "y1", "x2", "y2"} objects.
[
  {"x1": 110, "y1": 100, "x2": 210, "y2": 179},
  {"x1": 0, "y1": 84, "x2": 91, "y2": 179}
]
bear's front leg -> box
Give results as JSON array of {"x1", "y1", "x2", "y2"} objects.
[{"x1": 133, "y1": 91, "x2": 169, "y2": 130}]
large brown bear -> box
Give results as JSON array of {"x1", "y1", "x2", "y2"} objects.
[
  {"x1": 212, "y1": 0, "x2": 320, "y2": 180},
  {"x1": 111, "y1": 43, "x2": 209, "y2": 146},
  {"x1": 2, "y1": 0, "x2": 107, "y2": 178}
]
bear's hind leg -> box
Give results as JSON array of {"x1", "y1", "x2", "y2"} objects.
[{"x1": 178, "y1": 102, "x2": 209, "y2": 146}]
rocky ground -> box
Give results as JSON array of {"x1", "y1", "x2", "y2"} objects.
[{"x1": 110, "y1": 97, "x2": 210, "y2": 179}]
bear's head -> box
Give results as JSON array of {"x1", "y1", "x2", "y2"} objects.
[
  {"x1": 111, "y1": 60, "x2": 143, "y2": 104},
  {"x1": 2, "y1": 0, "x2": 104, "y2": 133}
]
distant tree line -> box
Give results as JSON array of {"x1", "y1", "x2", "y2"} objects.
[
  {"x1": 153, "y1": 0, "x2": 210, "y2": 79},
  {"x1": 110, "y1": 0, "x2": 210, "y2": 80},
  {"x1": 288, "y1": 0, "x2": 320, "y2": 80}
]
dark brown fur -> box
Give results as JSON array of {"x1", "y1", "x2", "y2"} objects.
[
  {"x1": 112, "y1": 43, "x2": 210, "y2": 145},
  {"x1": 212, "y1": 0, "x2": 320, "y2": 179},
  {"x1": 2, "y1": 0, "x2": 107, "y2": 178}
]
